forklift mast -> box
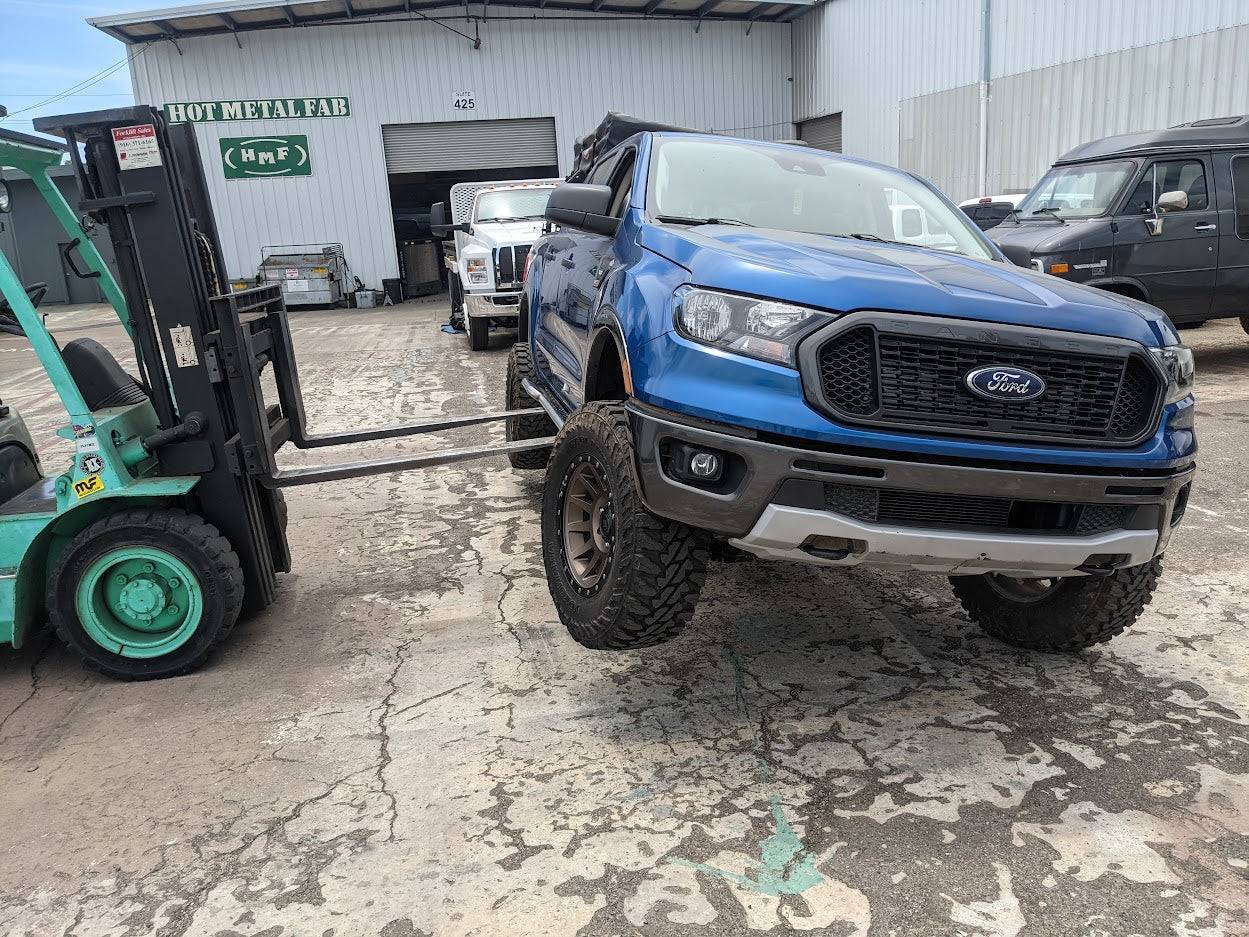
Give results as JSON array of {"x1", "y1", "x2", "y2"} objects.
[{"x1": 32, "y1": 106, "x2": 554, "y2": 616}]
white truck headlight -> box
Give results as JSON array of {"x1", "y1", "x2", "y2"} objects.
[
  {"x1": 675, "y1": 286, "x2": 833, "y2": 367},
  {"x1": 1149, "y1": 345, "x2": 1195, "y2": 404},
  {"x1": 466, "y1": 257, "x2": 489, "y2": 286}
]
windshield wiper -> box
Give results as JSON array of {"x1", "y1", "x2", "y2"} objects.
[
  {"x1": 1029, "y1": 207, "x2": 1066, "y2": 223},
  {"x1": 841, "y1": 232, "x2": 912, "y2": 247},
  {"x1": 656, "y1": 215, "x2": 754, "y2": 227}
]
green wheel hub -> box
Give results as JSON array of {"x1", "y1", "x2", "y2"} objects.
[{"x1": 75, "y1": 547, "x2": 204, "y2": 658}]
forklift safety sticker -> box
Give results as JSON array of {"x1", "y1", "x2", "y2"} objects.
[
  {"x1": 73, "y1": 474, "x2": 106, "y2": 499},
  {"x1": 170, "y1": 325, "x2": 199, "y2": 367},
  {"x1": 111, "y1": 124, "x2": 162, "y2": 170},
  {"x1": 81, "y1": 454, "x2": 105, "y2": 474}
]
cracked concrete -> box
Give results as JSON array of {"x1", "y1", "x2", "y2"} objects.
[{"x1": 0, "y1": 302, "x2": 1247, "y2": 936}]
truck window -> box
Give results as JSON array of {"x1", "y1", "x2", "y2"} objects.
[
  {"x1": 608, "y1": 150, "x2": 636, "y2": 218},
  {"x1": 1232, "y1": 156, "x2": 1249, "y2": 238},
  {"x1": 1016, "y1": 160, "x2": 1134, "y2": 219},
  {"x1": 1123, "y1": 159, "x2": 1208, "y2": 214}
]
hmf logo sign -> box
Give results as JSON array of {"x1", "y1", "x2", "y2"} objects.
[{"x1": 219, "y1": 135, "x2": 312, "y2": 179}]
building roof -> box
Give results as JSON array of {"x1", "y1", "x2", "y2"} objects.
[
  {"x1": 1055, "y1": 116, "x2": 1249, "y2": 164},
  {"x1": 89, "y1": 0, "x2": 816, "y2": 42}
]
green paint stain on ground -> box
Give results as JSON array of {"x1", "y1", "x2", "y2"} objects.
[{"x1": 673, "y1": 797, "x2": 823, "y2": 897}]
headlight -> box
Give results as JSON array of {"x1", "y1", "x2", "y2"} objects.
[
  {"x1": 674, "y1": 286, "x2": 833, "y2": 367},
  {"x1": 466, "y1": 257, "x2": 488, "y2": 285},
  {"x1": 1149, "y1": 345, "x2": 1194, "y2": 404}
]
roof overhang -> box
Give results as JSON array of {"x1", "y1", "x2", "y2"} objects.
[{"x1": 89, "y1": 0, "x2": 818, "y2": 42}]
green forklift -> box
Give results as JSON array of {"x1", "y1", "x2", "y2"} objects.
[{"x1": 0, "y1": 110, "x2": 555, "y2": 680}]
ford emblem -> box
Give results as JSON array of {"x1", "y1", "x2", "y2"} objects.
[{"x1": 965, "y1": 365, "x2": 1047, "y2": 402}]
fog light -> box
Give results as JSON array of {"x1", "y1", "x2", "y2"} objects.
[{"x1": 689, "y1": 451, "x2": 721, "y2": 479}]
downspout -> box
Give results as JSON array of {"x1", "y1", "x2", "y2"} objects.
[{"x1": 977, "y1": 0, "x2": 991, "y2": 194}]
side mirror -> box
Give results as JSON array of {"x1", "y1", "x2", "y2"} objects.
[
  {"x1": 1146, "y1": 189, "x2": 1188, "y2": 236},
  {"x1": 429, "y1": 201, "x2": 469, "y2": 236},
  {"x1": 545, "y1": 183, "x2": 619, "y2": 237},
  {"x1": 0, "y1": 180, "x2": 11, "y2": 214}
]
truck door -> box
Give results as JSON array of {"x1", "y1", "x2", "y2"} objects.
[
  {"x1": 1210, "y1": 151, "x2": 1249, "y2": 321},
  {"x1": 535, "y1": 151, "x2": 625, "y2": 406},
  {"x1": 1112, "y1": 155, "x2": 1218, "y2": 323}
]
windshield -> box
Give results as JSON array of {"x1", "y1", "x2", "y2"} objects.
[
  {"x1": 648, "y1": 137, "x2": 992, "y2": 259},
  {"x1": 474, "y1": 188, "x2": 552, "y2": 222},
  {"x1": 1016, "y1": 160, "x2": 1135, "y2": 219}
]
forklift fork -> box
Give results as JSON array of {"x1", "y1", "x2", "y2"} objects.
[{"x1": 208, "y1": 283, "x2": 555, "y2": 488}]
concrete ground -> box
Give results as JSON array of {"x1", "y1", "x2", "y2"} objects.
[{"x1": 0, "y1": 300, "x2": 1247, "y2": 937}]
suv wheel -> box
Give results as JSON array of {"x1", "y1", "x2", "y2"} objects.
[
  {"x1": 541, "y1": 402, "x2": 707, "y2": 649},
  {"x1": 505, "y1": 343, "x2": 556, "y2": 469},
  {"x1": 468, "y1": 314, "x2": 489, "y2": 351},
  {"x1": 950, "y1": 558, "x2": 1162, "y2": 651}
]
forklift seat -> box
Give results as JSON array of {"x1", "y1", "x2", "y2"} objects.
[{"x1": 61, "y1": 338, "x2": 148, "y2": 411}]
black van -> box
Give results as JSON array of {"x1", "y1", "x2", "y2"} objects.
[{"x1": 991, "y1": 116, "x2": 1249, "y2": 333}]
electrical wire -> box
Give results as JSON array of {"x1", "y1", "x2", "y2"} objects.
[{"x1": 1, "y1": 45, "x2": 149, "y2": 122}]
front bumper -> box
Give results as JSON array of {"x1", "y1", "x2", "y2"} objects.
[
  {"x1": 629, "y1": 403, "x2": 1194, "y2": 576},
  {"x1": 465, "y1": 292, "x2": 520, "y2": 319}
]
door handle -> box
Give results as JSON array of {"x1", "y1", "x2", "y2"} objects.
[
  {"x1": 561, "y1": 258, "x2": 576, "y2": 269},
  {"x1": 1193, "y1": 223, "x2": 1217, "y2": 231}
]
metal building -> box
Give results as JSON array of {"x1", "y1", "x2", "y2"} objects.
[
  {"x1": 90, "y1": 0, "x2": 805, "y2": 290},
  {"x1": 88, "y1": 0, "x2": 1249, "y2": 289}
]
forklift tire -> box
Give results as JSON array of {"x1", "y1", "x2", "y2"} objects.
[
  {"x1": 1240, "y1": 315, "x2": 1249, "y2": 337},
  {"x1": 541, "y1": 402, "x2": 707, "y2": 650},
  {"x1": 949, "y1": 558, "x2": 1162, "y2": 652},
  {"x1": 0, "y1": 315, "x2": 22, "y2": 336},
  {"x1": 468, "y1": 314, "x2": 489, "y2": 351},
  {"x1": 49, "y1": 508, "x2": 244, "y2": 680},
  {"x1": 506, "y1": 343, "x2": 555, "y2": 470}
]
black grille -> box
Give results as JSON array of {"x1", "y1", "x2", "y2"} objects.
[
  {"x1": 493, "y1": 244, "x2": 531, "y2": 288},
  {"x1": 811, "y1": 327, "x2": 1162, "y2": 444},
  {"x1": 823, "y1": 483, "x2": 1136, "y2": 535}
]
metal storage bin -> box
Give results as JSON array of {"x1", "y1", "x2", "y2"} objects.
[{"x1": 259, "y1": 243, "x2": 349, "y2": 306}]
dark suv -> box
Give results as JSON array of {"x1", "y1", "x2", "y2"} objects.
[{"x1": 991, "y1": 115, "x2": 1249, "y2": 334}]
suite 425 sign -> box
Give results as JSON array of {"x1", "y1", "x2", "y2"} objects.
[{"x1": 220, "y1": 135, "x2": 311, "y2": 179}]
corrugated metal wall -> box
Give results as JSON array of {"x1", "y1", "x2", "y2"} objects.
[
  {"x1": 129, "y1": 14, "x2": 792, "y2": 286},
  {"x1": 795, "y1": 0, "x2": 1249, "y2": 202}
]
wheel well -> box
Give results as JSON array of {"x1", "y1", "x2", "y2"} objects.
[
  {"x1": 1094, "y1": 281, "x2": 1147, "y2": 302},
  {"x1": 584, "y1": 331, "x2": 627, "y2": 402}
]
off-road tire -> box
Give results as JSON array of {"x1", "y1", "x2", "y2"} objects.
[
  {"x1": 468, "y1": 314, "x2": 489, "y2": 351},
  {"x1": 49, "y1": 508, "x2": 244, "y2": 680},
  {"x1": 950, "y1": 557, "x2": 1163, "y2": 651},
  {"x1": 1240, "y1": 315, "x2": 1249, "y2": 337},
  {"x1": 506, "y1": 343, "x2": 556, "y2": 470},
  {"x1": 542, "y1": 401, "x2": 707, "y2": 649}
]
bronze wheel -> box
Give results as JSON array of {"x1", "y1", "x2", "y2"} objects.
[{"x1": 560, "y1": 454, "x2": 614, "y2": 592}]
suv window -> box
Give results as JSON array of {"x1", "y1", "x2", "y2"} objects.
[
  {"x1": 1124, "y1": 159, "x2": 1208, "y2": 213},
  {"x1": 1233, "y1": 156, "x2": 1249, "y2": 238},
  {"x1": 588, "y1": 154, "x2": 619, "y2": 187}
]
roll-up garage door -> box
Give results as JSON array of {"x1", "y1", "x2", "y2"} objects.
[
  {"x1": 799, "y1": 113, "x2": 843, "y2": 153},
  {"x1": 381, "y1": 117, "x2": 557, "y2": 173}
]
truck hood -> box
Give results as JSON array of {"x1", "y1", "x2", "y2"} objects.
[
  {"x1": 639, "y1": 223, "x2": 1176, "y2": 346},
  {"x1": 467, "y1": 219, "x2": 544, "y2": 248},
  {"x1": 988, "y1": 218, "x2": 1106, "y2": 266}
]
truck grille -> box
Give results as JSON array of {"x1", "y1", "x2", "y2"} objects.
[
  {"x1": 493, "y1": 244, "x2": 531, "y2": 289},
  {"x1": 822, "y1": 483, "x2": 1138, "y2": 535},
  {"x1": 810, "y1": 325, "x2": 1161, "y2": 444}
]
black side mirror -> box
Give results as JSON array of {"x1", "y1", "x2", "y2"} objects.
[
  {"x1": 545, "y1": 183, "x2": 619, "y2": 237},
  {"x1": 430, "y1": 201, "x2": 470, "y2": 236}
]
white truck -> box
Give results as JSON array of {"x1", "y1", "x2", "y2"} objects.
[{"x1": 431, "y1": 179, "x2": 557, "y2": 350}]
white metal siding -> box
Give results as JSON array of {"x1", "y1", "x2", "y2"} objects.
[
  {"x1": 798, "y1": 112, "x2": 842, "y2": 152},
  {"x1": 382, "y1": 118, "x2": 557, "y2": 173},
  {"x1": 128, "y1": 14, "x2": 793, "y2": 286}
]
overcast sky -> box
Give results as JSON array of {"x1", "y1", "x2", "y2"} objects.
[{"x1": 1, "y1": 0, "x2": 145, "y2": 135}]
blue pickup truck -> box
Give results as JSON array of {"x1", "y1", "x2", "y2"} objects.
[{"x1": 506, "y1": 117, "x2": 1196, "y2": 654}]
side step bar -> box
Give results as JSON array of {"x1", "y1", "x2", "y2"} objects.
[
  {"x1": 521, "y1": 377, "x2": 566, "y2": 429},
  {"x1": 262, "y1": 437, "x2": 556, "y2": 487}
]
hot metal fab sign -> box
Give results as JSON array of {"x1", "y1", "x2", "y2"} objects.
[
  {"x1": 164, "y1": 97, "x2": 350, "y2": 123},
  {"x1": 220, "y1": 135, "x2": 311, "y2": 179}
]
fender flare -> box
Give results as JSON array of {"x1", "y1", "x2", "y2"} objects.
[
  {"x1": 585, "y1": 310, "x2": 634, "y2": 398},
  {"x1": 1086, "y1": 276, "x2": 1149, "y2": 301}
]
